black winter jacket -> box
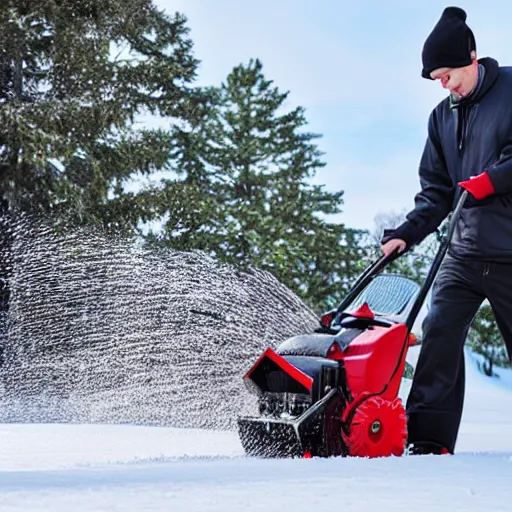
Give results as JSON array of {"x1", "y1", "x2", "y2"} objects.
[{"x1": 384, "y1": 57, "x2": 512, "y2": 262}]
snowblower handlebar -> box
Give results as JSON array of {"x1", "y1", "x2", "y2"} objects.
[{"x1": 335, "y1": 189, "x2": 469, "y2": 324}]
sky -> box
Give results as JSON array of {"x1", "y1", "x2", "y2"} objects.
[{"x1": 146, "y1": 1, "x2": 512, "y2": 233}]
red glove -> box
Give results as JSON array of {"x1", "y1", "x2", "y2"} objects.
[{"x1": 458, "y1": 171, "x2": 495, "y2": 200}]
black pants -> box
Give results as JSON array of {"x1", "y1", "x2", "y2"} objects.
[{"x1": 406, "y1": 252, "x2": 512, "y2": 453}]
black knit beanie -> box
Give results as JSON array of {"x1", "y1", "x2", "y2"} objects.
[{"x1": 421, "y1": 7, "x2": 476, "y2": 79}]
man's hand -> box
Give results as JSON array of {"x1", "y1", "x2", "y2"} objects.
[
  {"x1": 458, "y1": 171, "x2": 495, "y2": 200},
  {"x1": 380, "y1": 238, "x2": 406, "y2": 257}
]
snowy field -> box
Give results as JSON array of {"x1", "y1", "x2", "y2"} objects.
[{"x1": 1, "y1": 347, "x2": 512, "y2": 511}]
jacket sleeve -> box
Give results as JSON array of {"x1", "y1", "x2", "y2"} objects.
[
  {"x1": 382, "y1": 111, "x2": 455, "y2": 249},
  {"x1": 486, "y1": 139, "x2": 512, "y2": 194}
]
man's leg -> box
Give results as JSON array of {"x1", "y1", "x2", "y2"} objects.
[{"x1": 406, "y1": 255, "x2": 485, "y2": 453}]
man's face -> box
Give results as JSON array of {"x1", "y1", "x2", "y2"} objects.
[{"x1": 430, "y1": 61, "x2": 477, "y2": 97}]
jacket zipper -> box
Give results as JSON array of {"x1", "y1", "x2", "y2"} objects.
[
  {"x1": 458, "y1": 107, "x2": 467, "y2": 152},
  {"x1": 458, "y1": 104, "x2": 479, "y2": 154}
]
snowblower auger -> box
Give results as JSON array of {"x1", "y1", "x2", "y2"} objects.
[
  {"x1": 238, "y1": 347, "x2": 350, "y2": 458},
  {"x1": 237, "y1": 190, "x2": 469, "y2": 459}
]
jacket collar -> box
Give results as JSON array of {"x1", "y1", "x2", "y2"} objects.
[{"x1": 451, "y1": 57, "x2": 500, "y2": 109}]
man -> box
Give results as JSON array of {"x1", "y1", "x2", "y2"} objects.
[{"x1": 381, "y1": 6, "x2": 512, "y2": 455}]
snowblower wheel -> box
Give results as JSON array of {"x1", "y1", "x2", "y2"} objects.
[{"x1": 342, "y1": 396, "x2": 407, "y2": 458}]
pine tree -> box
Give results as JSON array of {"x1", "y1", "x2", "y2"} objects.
[
  {"x1": 468, "y1": 302, "x2": 510, "y2": 376},
  {"x1": 0, "y1": 1, "x2": 206, "y2": 325},
  {"x1": 0, "y1": 0, "x2": 203, "y2": 226},
  {"x1": 144, "y1": 89, "x2": 224, "y2": 252},
  {"x1": 151, "y1": 59, "x2": 366, "y2": 311}
]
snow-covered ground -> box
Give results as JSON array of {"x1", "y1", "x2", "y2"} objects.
[{"x1": 1, "y1": 347, "x2": 512, "y2": 511}]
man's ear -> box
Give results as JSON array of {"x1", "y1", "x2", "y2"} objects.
[{"x1": 470, "y1": 49, "x2": 477, "y2": 61}]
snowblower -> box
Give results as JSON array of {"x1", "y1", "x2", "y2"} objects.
[{"x1": 237, "y1": 190, "x2": 469, "y2": 459}]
